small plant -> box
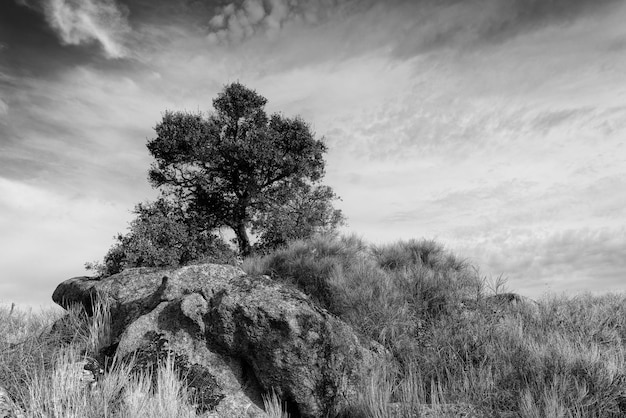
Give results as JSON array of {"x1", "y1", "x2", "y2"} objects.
[
  {"x1": 122, "y1": 355, "x2": 197, "y2": 418},
  {"x1": 262, "y1": 389, "x2": 291, "y2": 418}
]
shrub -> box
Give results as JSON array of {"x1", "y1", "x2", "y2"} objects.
[
  {"x1": 88, "y1": 198, "x2": 236, "y2": 277},
  {"x1": 371, "y1": 239, "x2": 467, "y2": 272},
  {"x1": 246, "y1": 235, "x2": 481, "y2": 349}
]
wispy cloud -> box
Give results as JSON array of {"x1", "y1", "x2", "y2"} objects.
[
  {"x1": 0, "y1": 98, "x2": 7, "y2": 117},
  {"x1": 371, "y1": 169, "x2": 626, "y2": 297},
  {"x1": 0, "y1": 65, "x2": 160, "y2": 199},
  {"x1": 42, "y1": 0, "x2": 131, "y2": 58},
  {"x1": 382, "y1": 0, "x2": 624, "y2": 57},
  {"x1": 203, "y1": 0, "x2": 624, "y2": 57},
  {"x1": 458, "y1": 227, "x2": 626, "y2": 297}
]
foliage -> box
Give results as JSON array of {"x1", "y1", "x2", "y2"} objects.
[
  {"x1": 5, "y1": 236, "x2": 626, "y2": 416},
  {"x1": 244, "y1": 235, "x2": 480, "y2": 345},
  {"x1": 88, "y1": 198, "x2": 234, "y2": 277},
  {"x1": 371, "y1": 238, "x2": 468, "y2": 272},
  {"x1": 244, "y1": 235, "x2": 626, "y2": 417},
  {"x1": 252, "y1": 184, "x2": 345, "y2": 253},
  {"x1": 0, "y1": 299, "x2": 293, "y2": 418},
  {"x1": 147, "y1": 82, "x2": 343, "y2": 255}
]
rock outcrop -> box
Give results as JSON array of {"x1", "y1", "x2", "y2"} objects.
[{"x1": 52, "y1": 264, "x2": 389, "y2": 418}]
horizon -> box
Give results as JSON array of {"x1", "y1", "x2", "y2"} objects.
[{"x1": 1, "y1": 0, "x2": 625, "y2": 310}]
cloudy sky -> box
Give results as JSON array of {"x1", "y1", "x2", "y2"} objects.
[{"x1": 1, "y1": 0, "x2": 625, "y2": 309}]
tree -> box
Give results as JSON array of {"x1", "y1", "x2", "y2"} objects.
[
  {"x1": 147, "y1": 83, "x2": 343, "y2": 256},
  {"x1": 252, "y1": 184, "x2": 344, "y2": 253},
  {"x1": 88, "y1": 198, "x2": 234, "y2": 277}
]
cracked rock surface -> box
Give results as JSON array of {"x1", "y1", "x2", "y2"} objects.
[{"x1": 53, "y1": 264, "x2": 390, "y2": 418}]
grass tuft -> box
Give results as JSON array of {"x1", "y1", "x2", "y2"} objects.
[{"x1": 262, "y1": 389, "x2": 291, "y2": 418}]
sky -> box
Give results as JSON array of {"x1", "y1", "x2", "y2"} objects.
[{"x1": 1, "y1": 0, "x2": 625, "y2": 309}]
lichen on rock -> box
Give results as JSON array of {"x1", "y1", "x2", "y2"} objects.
[{"x1": 52, "y1": 263, "x2": 392, "y2": 418}]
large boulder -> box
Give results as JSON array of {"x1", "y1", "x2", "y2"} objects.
[{"x1": 52, "y1": 264, "x2": 389, "y2": 418}]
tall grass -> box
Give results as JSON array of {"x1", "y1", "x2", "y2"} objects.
[
  {"x1": 121, "y1": 356, "x2": 197, "y2": 418},
  {"x1": 244, "y1": 234, "x2": 626, "y2": 417},
  {"x1": 3, "y1": 235, "x2": 626, "y2": 417},
  {"x1": 244, "y1": 235, "x2": 482, "y2": 348},
  {"x1": 0, "y1": 299, "x2": 290, "y2": 418},
  {"x1": 262, "y1": 389, "x2": 291, "y2": 418}
]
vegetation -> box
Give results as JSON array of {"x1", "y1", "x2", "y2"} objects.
[
  {"x1": 89, "y1": 83, "x2": 344, "y2": 276},
  {"x1": 7, "y1": 235, "x2": 626, "y2": 417},
  {"x1": 247, "y1": 235, "x2": 626, "y2": 417},
  {"x1": 0, "y1": 299, "x2": 289, "y2": 418},
  {"x1": 86, "y1": 198, "x2": 236, "y2": 277},
  {"x1": 147, "y1": 82, "x2": 343, "y2": 256}
]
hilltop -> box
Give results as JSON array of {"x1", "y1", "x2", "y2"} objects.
[{"x1": 1, "y1": 235, "x2": 625, "y2": 417}]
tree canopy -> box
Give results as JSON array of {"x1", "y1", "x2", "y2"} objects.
[
  {"x1": 251, "y1": 184, "x2": 344, "y2": 253},
  {"x1": 147, "y1": 82, "x2": 344, "y2": 255}
]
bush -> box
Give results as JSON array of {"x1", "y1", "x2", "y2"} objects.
[
  {"x1": 245, "y1": 235, "x2": 481, "y2": 349},
  {"x1": 371, "y1": 239, "x2": 467, "y2": 272},
  {"x1": 88, "y1": 198, "x2": 236, "y2": 277}
]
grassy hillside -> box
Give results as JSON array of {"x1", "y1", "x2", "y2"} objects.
[{"x1": 1, "y1": 235, "x2": 625, "y2": 417}]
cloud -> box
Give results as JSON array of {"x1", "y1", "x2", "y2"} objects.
[
  {"x1": 371, "y1": 170, "x2": 626, "y2": 298},
  {"x1": 0, "y1": 98, "x2": 7, "y2": 117},
  {"x1": 194, "y1": 0, "x2": 626, "y2": 170},
  {"x1": 206, "y1": 0, "x2": 355, "y2": 44},
  {"x1": 0, "y1": 177, "x2": 132, "y2": 308},
  {"x1": 208, "y1": 0, "x2": 278, "y2": 43},
  {"x1": 318, "y1": 7, "x2": 626, "y2": 162},
  {"x1": 460, "y1": 227, "x2": 626, "y2": 297},
  {"x1": 3, "y1": 0, "x2": 625, "y2": 307},
  {"x1": 205, "y1": 0, "x2": 624, "y2": 56},
  {"x1": 203, "y1": 0, "x2": 623, "y2": 59},
  {"x1": 42, "y1": 0, "x2": 131, "y2": 58},
  {"x1": 384, "y1": 0, "x2": 624, "y2": 57},
  {"x1": 0, "y1": 64, "x2": 161, "y2": 201}
]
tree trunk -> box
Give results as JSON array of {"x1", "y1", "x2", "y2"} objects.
[{"x1": 235, "y1": 221, "x2": 252, "y2": 257}]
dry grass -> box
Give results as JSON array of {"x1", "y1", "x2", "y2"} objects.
[
  {"x1": 245, "y1": 234, "x2": 626, "y2": 417},
  {"x1": 0, "y1": 299, "x2": 289, "y2": 418},
  {"x1": 262, "y1": 389, "x2": 291, "y2": 418},
  {"x1": 3, "y1": 235, "x2": 625, "y2": 417}
]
